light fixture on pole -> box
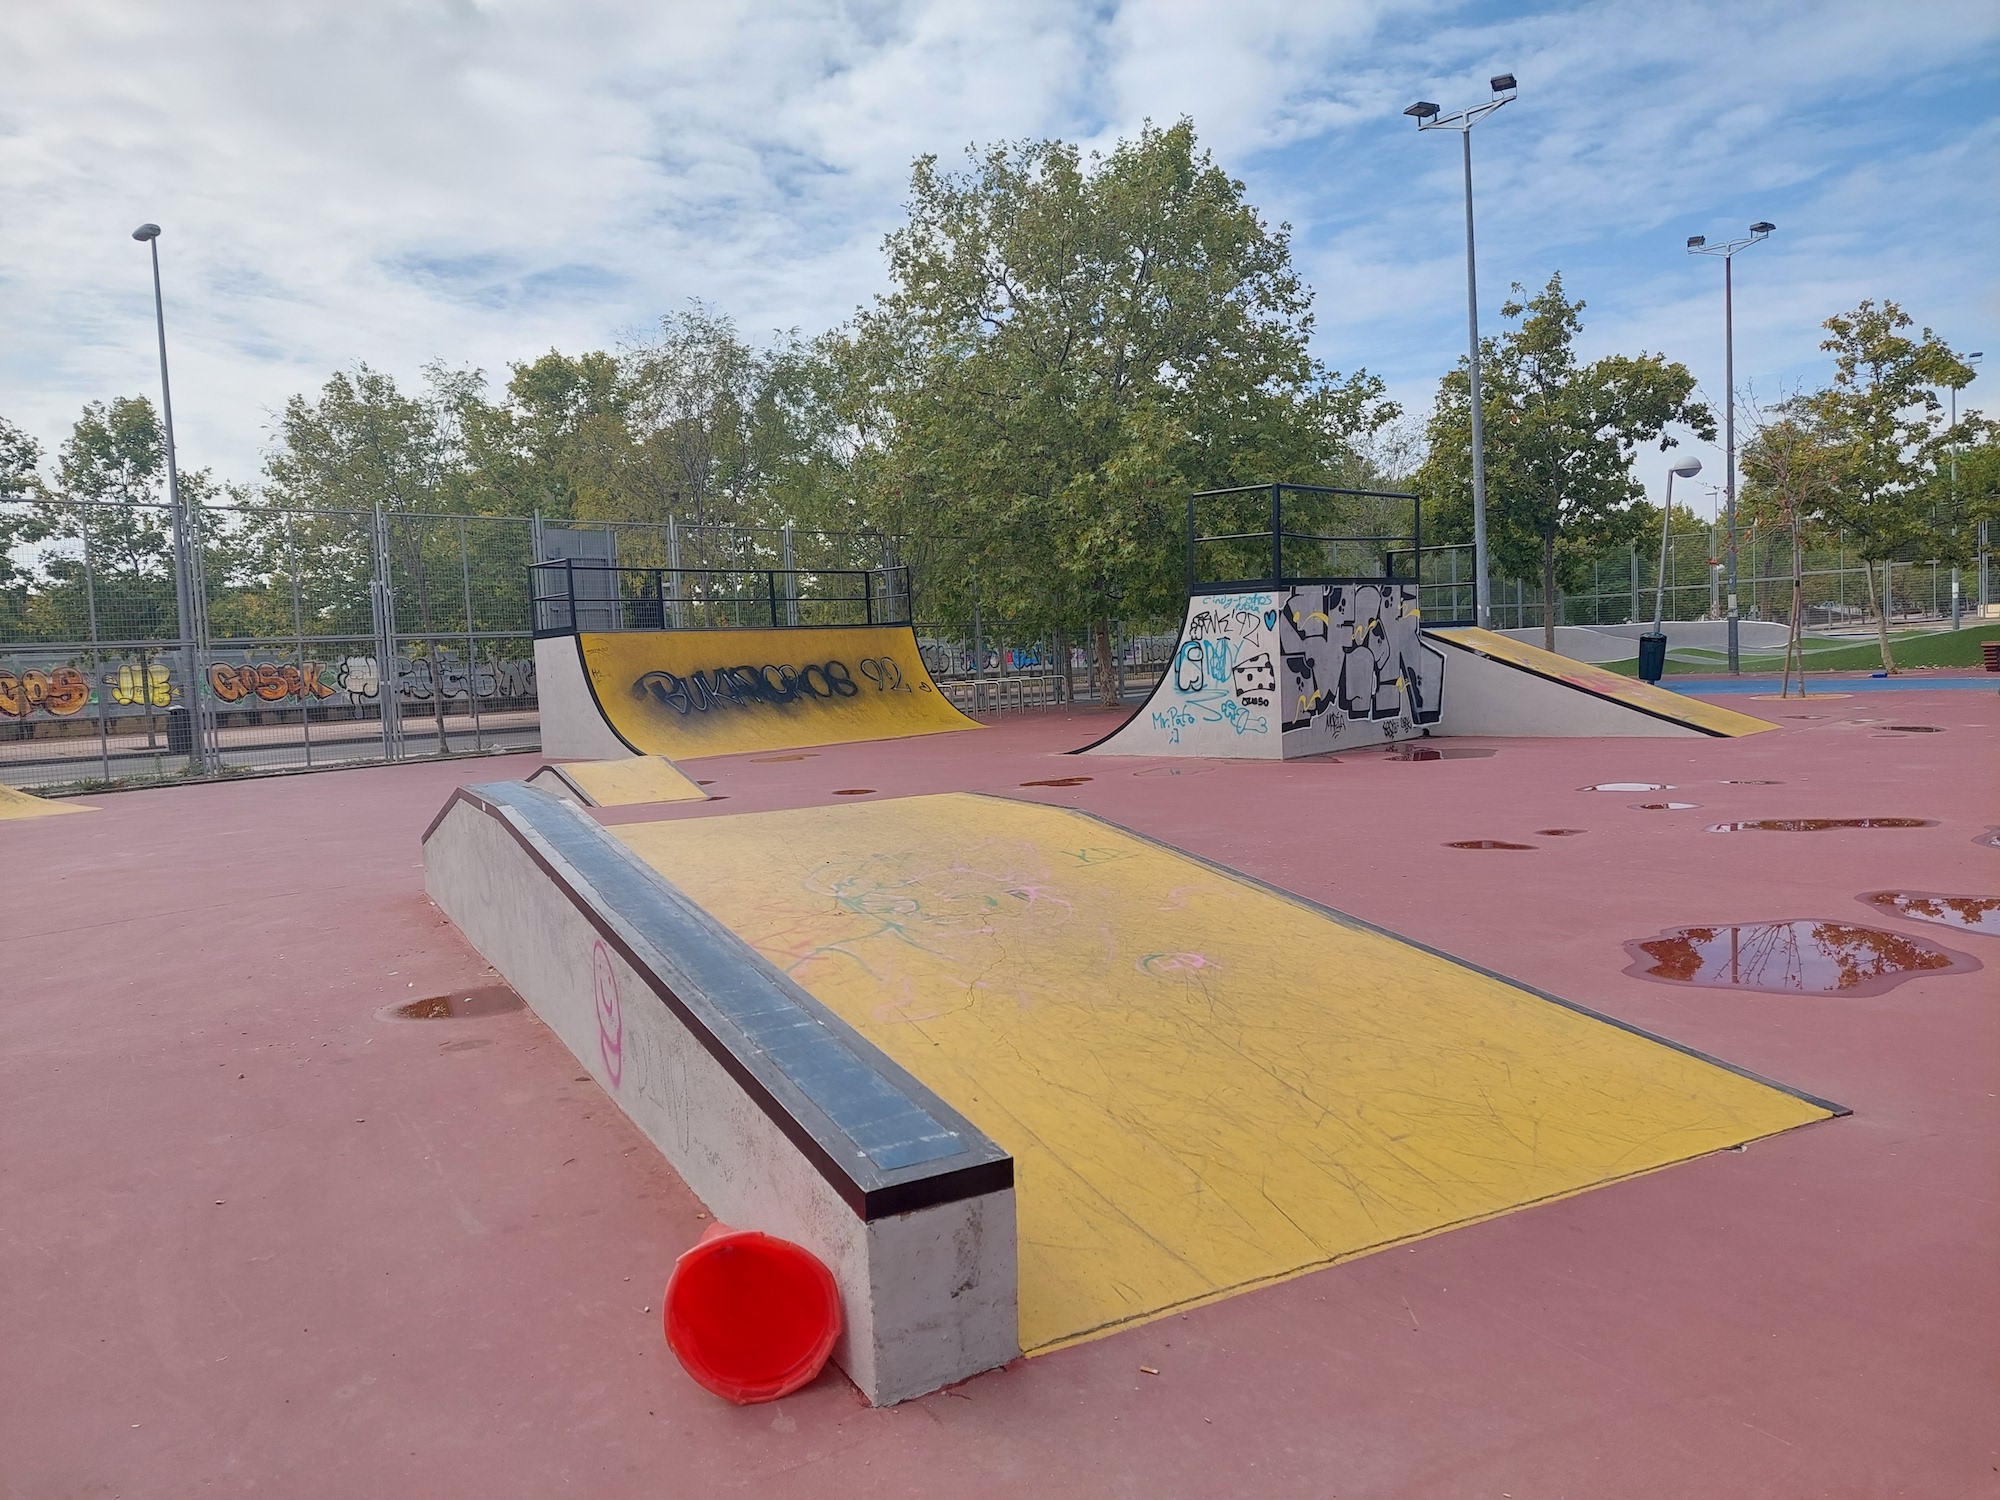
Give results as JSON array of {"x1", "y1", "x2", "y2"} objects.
[
  {"x1": 1639, "y1": 456, "x2": 1702, "y2": 683},
  {"x1": 132, "y1": 222, "x2": 207, "y2": 773},
  {"x1": 1407, "y1": 72, "x2": 1517, "y2": 630},
  {"x1": 1687, "y1": 220, "x2": 1774, "y2": 674},
  {"x1": 1950, "y1": 350, "x2": 1982, "y2": 628}
]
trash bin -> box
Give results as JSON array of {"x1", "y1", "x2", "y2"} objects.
[
  {"x1": 166, "y1": 704, "x2": 194, "y2": 757},
  {"x1": 1637, "y1": 633, "x2": 1668, "y2": 684}
]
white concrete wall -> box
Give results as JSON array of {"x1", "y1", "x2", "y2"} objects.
[
  {"x1": 424, "y1": 797, "x2": 1019, "y2": 1404},
  {"x1": 1431, "y1": 640, "x2": 1704, "y2": 738},
  {"x1": 533, "y1": 636, "x2": 635, "y2": 761}
]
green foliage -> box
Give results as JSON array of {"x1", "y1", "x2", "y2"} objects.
[
  {"x1": 1417, "y1": 274, "x2": 1712, "y2": 643},
  {"x1": 834, "y1": 120, "x2": 1396, "y2": 650}
]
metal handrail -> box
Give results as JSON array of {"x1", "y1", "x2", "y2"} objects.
[{"x1": 529, "y1": 561, "x2": 912, "y2": 635}]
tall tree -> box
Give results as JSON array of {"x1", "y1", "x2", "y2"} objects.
[
  {"x1": 1796, "y1": 299, "x2": 1974, "y2": 671},
  {"x1": 0, "y1": 417, "x2": 50, "y2": 626},
  {"x1": 1418, "y1": 274, "x2": 1713, "y2": 648},
  {"x1": 842, "y1": 121, "x2": 1394, "y2": 702}
]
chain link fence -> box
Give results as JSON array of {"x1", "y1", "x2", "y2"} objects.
[{"x1": 7, "y1": 500, "x2": 1975, "y2": 793}]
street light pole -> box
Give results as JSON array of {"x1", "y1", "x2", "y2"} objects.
[
  {"x1": 132, "y1": 222, "x2": 207, "y2": 774},
  {"x1": 1408, "y1": 74, "x2": 1517, "y2": 630},
  {"x1": 1949, "y1": 351, "x2": 1983, "y2": 629},
  {"x1": 1641, "y1": 457, "x2": 1701, "y2": 683},
  {"x1": 1687, "y1": 222, "x2": 1774, "y2": 674}
]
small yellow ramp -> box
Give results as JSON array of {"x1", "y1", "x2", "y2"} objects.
[
  {"x1": 615, "y1": 793, "x2": 1835, "y2": 1353},
  {"x1": 0, "y1": 784, "x2": 92, "y2": 820},
  {"x1": 526, "y1": 757, "x2": 706, "y2": 807},
  {"x1": 1429, "y1": 626, "x2": 1778, "y2": 738},
  {"x1": 540, "y1": 625, "x2": 980, "y2": 760}
]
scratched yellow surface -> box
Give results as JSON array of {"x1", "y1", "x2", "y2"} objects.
[
  {"x1": 614, "y1": 793, "x2": 1829, "y2": 1353},
  {"x1": 1429, "y1": 625, "x2": 1779, "y2": 737},
  {"x1": 546, "y1": 756, "x2": 707, "y2": 806},
  {"x1": 582, "y1": 626, "x2": 981, "y2": 759},
  {"x1": 0, "y1": 783, "x2": 91, "y2": 819}
]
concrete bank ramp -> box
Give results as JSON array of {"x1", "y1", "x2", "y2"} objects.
[
  {"x1": 527, "y1": 756, "x2": 707, "y2": 807},
  {"x1": 0, "y1": 784, "x2": 92, "y2": 820},
  {"x1": 536, "y1": 625, "x2": 981, "y2": 761},
  {"x1": 614, "y1": 792, "x2": 1838, "y2": 1355},
  {"x1": 1429, "y1": 625, "x2": 1778, "y2": 738}
]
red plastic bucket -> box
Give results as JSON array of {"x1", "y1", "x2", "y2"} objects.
[{"x1": 663, "y1": 1224, "x2": 842, "y2": 1404}]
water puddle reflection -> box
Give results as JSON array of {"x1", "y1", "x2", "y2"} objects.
[
  {"x1": 1623, "y1": 921, "x2": 1978, "y2": 996},
  {"x1": 387, "y1": 985, "x2": 526, "y2": 1020},
  {"x1": 1021, "y1": 777, "x2": 1093, "y2": 787},
  {"x1": 1706, "y1": 818, "x2": 1936, "y2": 833},
  {"x1": 1859, "y1": 891, "x2": 2000, "y2": 935},
  {"x1": 1445, "y1": 839, "x2": 1536, "y2": 850}
]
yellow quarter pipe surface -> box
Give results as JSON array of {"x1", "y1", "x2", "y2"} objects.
[
  {"x1": 531, "y1": 757, "x2": 707, "y2": 806},
  {"x1": 576, "y1": 626, "x2": 980, "y2": 759},
  {"x1": 1429, "y1": 626, "x2": 1778, "y2": 737},
  {"x1": 615, "y1": 793, "x2": 1833, "y2": 1353},
  {"x1": 0, "y1": 784, "x2": 91, "y2": 820}
]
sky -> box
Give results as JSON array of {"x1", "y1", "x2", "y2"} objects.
[{"x1": 3, "y1": 0, "x2": 1996, "y2": 518}]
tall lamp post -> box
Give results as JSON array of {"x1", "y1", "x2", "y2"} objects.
[
  {"x1": 1407, "y1": 73, "x2": 1517, "y2": 630},
  {"x1": 1687, "y1": 221, "x2": 1775, "y2": 674},
  {"x1": 1640, "y1": 456, "x2": 1703, "y2": 682},
  {"x1": 1949, "y1": 351, "x2": 1983, "y2": 629},
  {"x1": 132, "y1": 222, "x2": 207, "y2": 774}
]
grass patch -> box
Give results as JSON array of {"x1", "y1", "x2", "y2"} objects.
[{"x1": 1598, "y1": 622, "x2": 2000, "y2": 676}]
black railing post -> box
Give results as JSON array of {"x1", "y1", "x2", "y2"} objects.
[
  {"x1": 564, "y1": 557, "x2": 576, "y2": 632},
  {"x1": 865, "y1": 570, "x2": 875, "y2": 626},
  {"x1": 1269, "y1": 482, "x2": 1283, "y2": 584},
  {"x1": 1187, "y1": 492, "x2": 1197, "y2": 593},
  {"x1": 768, "y1": 571, "x2": 779, "y2": 627}
]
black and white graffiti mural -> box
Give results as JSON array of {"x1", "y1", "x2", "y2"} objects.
[
  {"x1": 1279, "y1": 584, "x2": 1444, "y2": 750},
  {"x1": 1087, "y1": 583, "x2": 1444, "y2": 759}
]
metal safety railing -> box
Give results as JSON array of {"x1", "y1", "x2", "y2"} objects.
[{"x1": 529, "y1": 561, "x2": 913, "y2": 636}]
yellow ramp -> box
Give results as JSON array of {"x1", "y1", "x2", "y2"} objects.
[
  {"x1": 528, "y1": 757, "x2": 706, "y2": 807},
  {"x1": 0, "y1": 784, "x2": 92, "y2": 820},
  {"x1": 579, "y1": 625, "x2": 980, "y2": 759},
  {"x1": 615, "y1": 793, "x2": 1833, "y2": 1354},
  {"x1": 1430, "y1": 625, "x2": 1777, "y2": 737}
]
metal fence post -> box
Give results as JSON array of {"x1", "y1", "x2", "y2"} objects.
[
  {"x1": 80, "y1": 505, "x2": 111, "y2": 781},
  {"x1": 289, "y1": 511, "x2": 313, "y2": 768},
  {"x1": 459, "y1": 516, "x2": 482, "y2": 752}
]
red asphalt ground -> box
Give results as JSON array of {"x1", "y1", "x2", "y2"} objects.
[{"x1": 3, "y1": 688, "x2": 1996, "y2": 1499}]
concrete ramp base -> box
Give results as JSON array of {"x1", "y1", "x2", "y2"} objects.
[
  {"x1": 423, "y1": 783, "x2": 1017, "y2": 1405},
  {"x1": 1429, "y1": 626, "x2": 1777, "y2": 739},
  {"x1": 526, "y1": 757, "x2": 707, "y2": 807}
]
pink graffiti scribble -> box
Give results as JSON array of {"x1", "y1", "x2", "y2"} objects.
[
  {"x1": 1139, "y1": 952, "x2": 1217, "y2": 978},
  {"x1": 592, "y1": 940, "x2": 624, "y2": 1089}
]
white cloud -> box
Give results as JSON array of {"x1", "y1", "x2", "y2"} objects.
[{"x1": 0, "y1": 0, "x2": 1993, "y2": 497}]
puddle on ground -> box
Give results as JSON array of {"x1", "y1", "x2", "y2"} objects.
[
  {"x1": 1536, "y1": 828, "x2": 1588, "y2": 837},
  {"x1": 1623, "y1": 921, "x2": 1978, "y2": 996},
  {"x1": 1632, "y1": 802, "x2": 1699, "y2": 810},
  {"x1": 1377, "y1": 745, "x2": 1498, "y2": 761},
  {"x1": 1706, "y1": 818, "x2": 1937, "y2": 833},
  {"x1": 748, "y1": 753, "x2": 819, "y2": 762},
  {"x1": 1719, "y1": 779, "x2": 1784, "y2": 785},
  {"x1": 832, "y1": 788, "x2": 877, "y2": 796},
  {"x1": 1881, "y1": 725, "x2": 1943, "y2": 733},
  {"x1": 695, "y1": 780, "x2": 716, "y2": 785},
  {"x1": 1021, "y1": 777, "x2": 1094, "y2": 787},
  {"x1": 1445, "y1": 839, "x2": 1536, "y2": 850},
  {"x1": 387, "y1": 984, "x2": 526, "y2": 1020},
  {"x1": 1582, "y1": 782, "x2": 1670, "y2": 792},
  {"x1": 1979, "y1": 827, "x2": 2000, "y2": 850},
  {"x1": 1859, "y1": 891, "x2": 2000, "y2": 935}
]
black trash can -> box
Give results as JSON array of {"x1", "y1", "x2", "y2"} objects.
[
  {"x1": 1637, "y1": 632, "x2": 1668, "y2": 684},
  {"x1": 166, "y1": 704, "x2": 195, "y2": 757}
]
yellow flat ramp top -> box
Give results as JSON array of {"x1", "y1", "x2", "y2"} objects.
[
  {"x1": 1430, "y1": 625, "x2": 1779, "y2": 737},
  {"x1": 615, "y1": 793, "x2": 1834, "y2": 1354},
  {"x1": 579, "y1": 626, "x2": 980, "y2": 759},
  {"x1": 0, "y1": 783, "x2": 92, "y2": 819},
  {"x1": 530, "y1": 756, "x2": 706, "y2": 807}
]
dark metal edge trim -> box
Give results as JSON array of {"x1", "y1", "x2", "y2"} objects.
[{"x1": 423, "y1": 784, "x2": 1014, "y2": 1218}]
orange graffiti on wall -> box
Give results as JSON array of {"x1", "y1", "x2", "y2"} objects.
[
  {"x1": 0, "y1": 667, "x2": 92, "y2": 718},
  {"x1": 207, "y1": 661, "x2": 337, "y2": 704}
]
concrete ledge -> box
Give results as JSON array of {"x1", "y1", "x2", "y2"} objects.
[{"x1": 422, "y1": 781, "x2": 1018, "y2": 1403}]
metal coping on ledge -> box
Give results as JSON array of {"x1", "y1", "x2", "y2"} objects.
[{"x1": 424, "y1": 781, "x2": 1012, "y2": 1219}]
